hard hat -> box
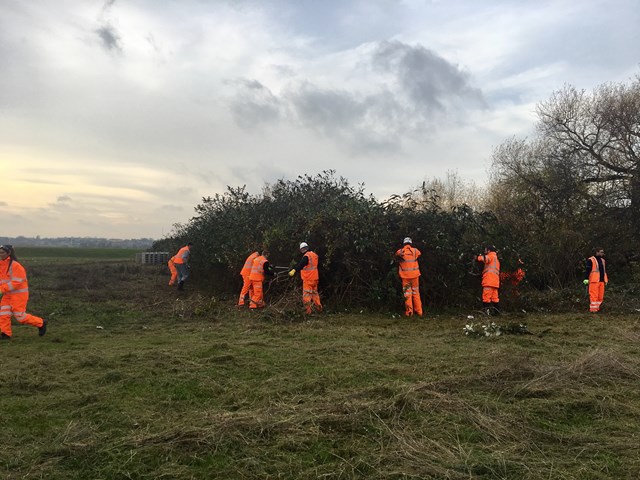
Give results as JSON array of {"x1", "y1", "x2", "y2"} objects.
[
  {"x1": 299, "y1": 242, "x2": 309, "y2": 249},
  {"x1": 403, "y1": 237, "x2": 412, "y2": 244}
]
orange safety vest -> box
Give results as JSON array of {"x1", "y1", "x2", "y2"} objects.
[
  {"x1": 240, "y1": 252, "x2": 259, "y2": 277},
  {"x1": 0, "y1": 258, "x2": 29, "y2": 295},
  {"x1": 478, "y1": 251, "x2": 500, "y2": 288},
  {"x1": 249, "y1": 255, "x2": 268, "y2": 281},
  {"x1": 396, "y1": 245, "x2": 421, "y2": 279},
  {"x1": 588, "y1": 256, "x2": 608, "y2": 283},
  {"x1": 173, "y1": 245, "x2": 190, "y2": 264},
  {"x1": 301, "y1": 251, "x2": 319, "y2": 281}
]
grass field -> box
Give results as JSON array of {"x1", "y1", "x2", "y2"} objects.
[
  {"x1": 1, "y1": 249, "x2": 639, "y2": 479},
  {"x1": 13, "y1": 247, "x2": 141, "y2": 263}
]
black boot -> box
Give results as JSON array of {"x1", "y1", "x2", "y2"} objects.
[
  {"x1": 1, "y1": 332, "x2": 11, "y2": 340},
  {"x1": 39, "y1": 318, "x2": 48, "y2": 337},
  {"x1": 177, "y1": 281, "x2": 184, "y2": 291},
  {"x1": 483, "y1": 302, "x2": 491, "y2": 316},
  {"x1": 492, "y1": 302, "x2": 501, "y2": 316}
]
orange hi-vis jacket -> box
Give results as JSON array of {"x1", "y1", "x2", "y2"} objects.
[
  {"x1": 301, "y1": 251, "x2": 319, "y2": 281},
  {"x1": 588, "y1": 256, "x2": 608, "y2": 283},
  {"x1": 240, "y1": 252, "x2": 259, "y2": 277},
  {"x1": 0, "y1": 258, "x2": 29, "y2": 295},
  {"x1": 249, "y1": 255, "x2": 268, "y2": 281},
  {"x1": 173, "y1": 245, "x2": 190, "y2": 264},
  {"x1": 396, "y1": 245, "x2": 421, "y2": 279},
  {"x1": 477, "y1": 251, "x2": 500, "y2": 288}
]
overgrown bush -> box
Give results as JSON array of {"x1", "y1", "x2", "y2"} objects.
[{"x1": 155, "y1": 172, "x2": 516, "y2": 310}]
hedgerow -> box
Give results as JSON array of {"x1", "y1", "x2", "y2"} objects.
[{"x1": 155, "y1": 171, "x2": 519, "y2": 310}]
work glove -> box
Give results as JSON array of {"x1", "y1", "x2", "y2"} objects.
[
  {"x1": 583, "y1": 279, "x2": 589, "y2": 285},
  {"x1": 288, "y1": 269, "x2": 296, "y2": 277}
]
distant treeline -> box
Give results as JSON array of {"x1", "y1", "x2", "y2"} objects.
[{"x1": 1, "y1": 236, "x2": 154, "y2": 249}]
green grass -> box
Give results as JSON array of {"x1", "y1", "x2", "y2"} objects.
[
  {"x1": 17, "y1": 246, "x2": 142, "y2": 263},
  {"x1": 1, "y1": 255, "x2": 639, "y2": 479}
]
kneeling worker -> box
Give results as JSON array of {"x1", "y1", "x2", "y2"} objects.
[{"x1": 0, "y1": 245, "x2": 48, "y2": 339}]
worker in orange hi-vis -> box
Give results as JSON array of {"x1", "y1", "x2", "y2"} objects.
[
  {"x1": 248, "y1": 250, "x2": 274, "y2": 309},
  {"x1": 238, "y1": 250, "x2": 259, "y2": 306},
  {"x1": 167, "y1": 255, "x2": 178, "y2": 286},
  {"x1": 172, "y1": 242, "x2": 192, "y2": 291},
  {"x1": 0, "y1": 245, "x2": 47, "y2": 340},
  {"x1": 583, "y1": 247, "x2": 608, "y2": 313},
  {"x1": 289, "y1": 242, "x2": 322, "y2": 314},
  {"x1": 395, "y1": 237, "x2": 423, "y2": 317},
  {"x1": 477, "y1": 245, "x2": 501, "y2": 315}
]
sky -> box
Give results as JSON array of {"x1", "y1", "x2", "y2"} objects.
[{"x1": 1, "y1": 0, "x2": 638, "y2": 239}]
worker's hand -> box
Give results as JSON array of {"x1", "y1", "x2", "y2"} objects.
[
  {"x1": 288, "y1": 269, "x2": 296, "y2": 277},
  {"x1": 583, "y1": 279, "x2": 589, "y2": 285}
]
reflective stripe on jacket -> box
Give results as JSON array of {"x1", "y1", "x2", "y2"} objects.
[
  {"x1": 240, "y1": 252, "x2": 259, "y2": 277},
  {"x1": 477, "y1": 252, "x2": 500, "y2": 288},
  {"x1": 396, "y1": 245, "x2": 421, "y2": 279},
  {"x1": 301, "y1": 251, "x2": 319, "y2": 281},
  {"x1": 249, "y1": 255, "x2": 268, "y2": 281},
  {"x1": 0, "y1": 258, "x2": 29, "y2": 295},
  {"x1": 173, "y1": 246, "x2": 190, "y2": 264},
  {"x1": 588, "y1": 256, "x2": 608, "y2": 283}
]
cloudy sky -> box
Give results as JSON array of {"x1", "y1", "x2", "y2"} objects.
[{"x1": 1, "y1": 0, "x2": 638, "y2": 239}]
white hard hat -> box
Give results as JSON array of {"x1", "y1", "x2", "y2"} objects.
[
  {"x1": 403, "y1": 237, "x2": 412, "y2": 244},
  {"x1": 299, "y1": 242, "x2": 309, "y2": 249}
]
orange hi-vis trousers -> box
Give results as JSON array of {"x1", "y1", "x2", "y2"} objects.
[
  {"x1": 0, "y1": 292, "x2": 45, "y2": 337},
  {"x1": 249, "y1": 281, "x2": 265, "y2": 309},
  {"x1": 238, "y1": 275, "x2": 254, "y2": 306},
  {"x1": 402, "y1": 278, "x2": 422, "y2": 317},
  {"x1": 302, "y1": 280, "x2": 322, "y2": 314},
  {"x1": 168, "y1": 260, "x2": 178, "y2": 286},
  {"x1": 482, "y1": 286, "x2": 499, "y2": 303},
  {"x1": 589, "y1": 282, "x2": 605, "y2": 312}
]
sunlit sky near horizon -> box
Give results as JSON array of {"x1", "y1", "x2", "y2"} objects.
[{"x1": 1, "y1": 0, "x2": 638, "y2": 238}]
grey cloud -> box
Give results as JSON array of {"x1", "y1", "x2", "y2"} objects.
[
  {"x1": 229, "y1": 79, "x2": 282, "y2": 129},
  {"x1": 57, "y1": 195, "x2": 72, "y2": 202},
  {"x1": 0, "y1": 201, "x2": 7, "y2": 206},
  {"x1": 289, "y1": 83, "x2": 365, "y2": 130},
  {"x1": 96, "y1": 24, "x2": 122, "y2": 52},
  {"x1": 372, "y1": 40, "x2": 486, "y2": 114},
  {"x1": 229, "y1": 40, "x2": 484, "y2": 155},
  {"x1": 287, "y1": 83, "x2": 401, "y2": 153}
]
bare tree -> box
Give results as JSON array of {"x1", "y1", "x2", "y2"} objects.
[{"x1": 536, "y1": 75, "x2": 640, "y2": 233}]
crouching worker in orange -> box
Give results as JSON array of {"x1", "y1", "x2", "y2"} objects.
[
  {"x1": 583, "y1": 247, "x2": 607, "y2": 313},
  {"x1": 289, "y1": 242, "x2": 322, "y2": 314},
  {"x1": 249, "y1": 250, "x2": 274, "y2": 309},
  {"x1": 395, "y1": 237, "x2": 423, "y2": 317},
  {"x1": 477, "y1": 245, "x2": 501, "y2": 315},
  {"x1": 172, "y1": 242, "x2": 192, "y2": 291},
  {"x1": 167, "y1": 255, "x2": 178, "y2": 286},
  {"x1": 0, "y1": 245, "x2": 47, "y2": 340},
  {"x1": 238, "y1": 250, "x2": 259, "y2": 306}
]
